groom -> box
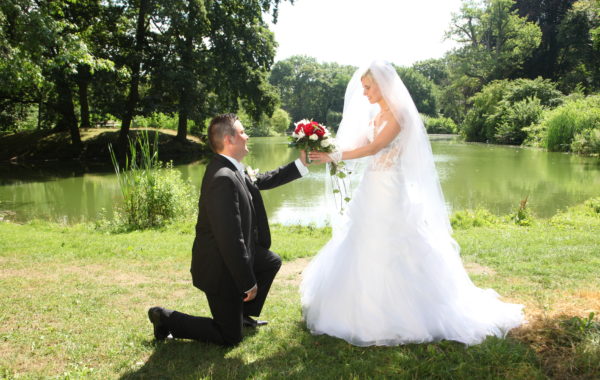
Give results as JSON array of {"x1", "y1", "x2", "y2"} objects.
[{"x1": 148, "y1": 113, "x2": 308, "y2": 346}]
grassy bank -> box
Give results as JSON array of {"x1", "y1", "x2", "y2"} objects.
[
  {"x1": 0, "y1": 128, "x2": 208, "y2": 164},
  {"x1": 0, "y1": 202, "x2": 599, "y2": 379}
]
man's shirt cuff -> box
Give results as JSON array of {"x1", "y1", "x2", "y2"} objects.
[{"x1": 294, "y1": 158, "x2": 309, "y2": 176}]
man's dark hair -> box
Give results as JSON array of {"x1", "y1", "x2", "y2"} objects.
[{"x1": 208, "y1": 113, "x2": 238, "y2": 152}]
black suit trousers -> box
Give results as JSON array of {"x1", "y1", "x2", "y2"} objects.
[{"x1": 165, "y1": 247, "x2": 282, "y2": 346}]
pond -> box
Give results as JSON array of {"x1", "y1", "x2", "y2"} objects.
[{"x1": 1, "y1": 136, "x2": 599, "y2": 225}]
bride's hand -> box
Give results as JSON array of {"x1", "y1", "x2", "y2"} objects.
[{"x1": 309, "y1": 151, "x2": 332, "y2": 164}]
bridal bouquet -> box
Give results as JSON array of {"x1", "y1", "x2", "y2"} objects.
[
  {"x1": 288, "y1": 119, "x2": 352, "y2": 213},
  {"x1": 288, "y1": 119, "x2": 335, "y2": 164}
]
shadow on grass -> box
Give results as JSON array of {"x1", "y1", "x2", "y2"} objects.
[
  {"x1": 122, "y1": 320, "x2": 547, "y2": 379},
  {"x1": 120, "y1": 328, "x2": 259, "y2": 380}
]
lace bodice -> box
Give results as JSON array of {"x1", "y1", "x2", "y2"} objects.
[{"x1": 367, "y1": 120, "x2": 401, "y2": 171}]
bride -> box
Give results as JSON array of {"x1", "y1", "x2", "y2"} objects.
[{"x1": 301, "y1": 60, "x2": 524, "y2": 346}]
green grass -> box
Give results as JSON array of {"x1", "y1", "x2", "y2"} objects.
[{"x1": 0, "y1": 201, "x2": 599, "y2": 379}]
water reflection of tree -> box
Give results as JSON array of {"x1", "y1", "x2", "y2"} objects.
[
  {"x1": 433, "y1": 141, "x2": 600, "y2": 217},
  {"x1": 2, "y1": 138, "x2": 600, "y2": 223}
]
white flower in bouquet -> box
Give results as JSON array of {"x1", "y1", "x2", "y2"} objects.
[
  {"x1": 321, "y1": 138, "x2": 331, "y2": 148},
  {"x1": 309, "y1": 134, "x2": 319, "y2": 141}
]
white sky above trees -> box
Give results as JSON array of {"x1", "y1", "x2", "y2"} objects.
[{"x1": 268, "y1": 0, "x2": 464, "y2": 67}]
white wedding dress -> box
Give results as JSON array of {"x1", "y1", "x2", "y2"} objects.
[{"x1": 300, "y1": 118, "x2": 524, "y2": 346}]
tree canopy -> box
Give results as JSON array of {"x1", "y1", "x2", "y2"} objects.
[{"x1": 0, "y1": 0, "x2": 291, "y2": 150}]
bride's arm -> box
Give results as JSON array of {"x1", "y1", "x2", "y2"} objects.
[{"x1": 310, "y1": 118, "x2": 401, "y2": 163}]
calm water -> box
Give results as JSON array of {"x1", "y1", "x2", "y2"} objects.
[{"x1": 1, "y1": 136, "x2": 599, "y2": 225}]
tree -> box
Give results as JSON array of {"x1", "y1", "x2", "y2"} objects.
[
  {"x1": 141, "y1": 0, "x2": 287, "y2": 142},
  {"x1": 395, "y1": 66, "x2": 438, "y2": 116},
  {"x1": 412, "y1": 58, "x2": 450, "y2": 87},
  {"x1": 269, "y1": 108, "x2": 291, "y2": 134},
  {"x1": 119, "y1": 0, "x2": 151, "y2": 146},
  {"x1": 0, "y1": 3, "x2": 47, "y2": 131},
  {"x1": 270, "y1": 56, "x2": 355, "y2": 128},
  {"x1": 446, "y1": 0, "x2": 542, "y2": 86},
  {"x1": 513, "y1": 0, "x2": 577, "y2": 80},
  {"x1": 555, "y1": 0, "x2": 600, "y2": 93},
  {"x1": 0, "y1": 0, "x2": 113, "y2": 149},
  {"x1": 593, "y1": 0, "x2": 600, "y2": 49},
  {"x1": 242, "y1": 107, "x2": 290, "y2": 136}
]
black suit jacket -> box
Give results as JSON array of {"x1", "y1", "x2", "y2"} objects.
[{"x1": 191, "y1": 154, "x2": 302, "y2": 294}]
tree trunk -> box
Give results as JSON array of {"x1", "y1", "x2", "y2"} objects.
[
  {"x1": 78, "y1": 65, "x2": 91, "y2": 129},
  {"x1": 176, "y1": 0, "x2": 198, "y2": 143},
  {"x1": 54, "y1": 72, "x2": 81, "y2": 150},
  {"x1": 119, "y1": 0, "x2": 150, "y2": 146},
  {"x1": 177, "y1": 98, "x2": 189, "y2": 142},
  {"x1": 37, "y1": 97, "x2": 43, "y2": 130}
]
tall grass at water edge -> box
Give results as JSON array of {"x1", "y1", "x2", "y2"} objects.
[{"x1": 107, "y1": 130, "x2": 196, "y2": 231}]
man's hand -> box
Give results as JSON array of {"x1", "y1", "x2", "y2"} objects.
[
  {"x1": 308, "y1": 151, "x2": 332, "y2": 164},
  {"x1": 299, "y1": 149, "x2": 310, "y2": 166},
  {"x1": 243, "y1": 284, "x2": 257, "y2": 302}
]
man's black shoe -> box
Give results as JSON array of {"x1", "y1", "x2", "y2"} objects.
[
  {"x1": 243, "y1": 315, "x2": 268, "y2": 327},
  {"x1": 148, "y1": 307, "x2": 169, "y2": 341}
]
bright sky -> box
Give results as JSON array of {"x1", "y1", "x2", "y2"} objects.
[{"x1": 269, "y1": 0, "x2": 465, "y2": 67}]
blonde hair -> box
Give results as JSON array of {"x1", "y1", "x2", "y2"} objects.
[{"x1": 361, "y1": 69, "x2": 373, "y2": 80}]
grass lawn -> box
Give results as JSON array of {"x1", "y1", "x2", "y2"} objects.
[{"x1": 0, "y1": 201, "x2": 599, "y2": 379}]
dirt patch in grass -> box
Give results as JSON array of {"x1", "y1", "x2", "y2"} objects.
[
  {"x1": 512, "y1": 312, "x2": 600, "y2": 379},
  {"x1": 464, "y1": 261, "x2": 497, "y2": 276},
  {"x1": 277, "y1": 257, "x2": 311, "y2": 286},
  {"x1": 0, "y1": 262, "x2": 153, "y2": 287}
]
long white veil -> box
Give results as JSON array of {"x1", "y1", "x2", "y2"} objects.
[{"x1": 333, "y1": 60, "x2": 453, "y2": 236}]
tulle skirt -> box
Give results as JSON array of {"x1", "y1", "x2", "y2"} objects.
[{"x1": 300, "y1": 169, "x2": 524, "y2": 346}]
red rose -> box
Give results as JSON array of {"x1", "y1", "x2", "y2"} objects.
[
  {"x1": 294, "y1": 124, "x2": 302, "y2": 134},
  {"x1": 315, "y1": 125, "x2": 325, "y2": 137},
  {"x1": 303, "y1": 123, "x2": 315, "y2": 136}
]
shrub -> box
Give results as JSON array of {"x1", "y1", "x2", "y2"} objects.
[
  {"x1": 133, "y1": 113, "x2": 177, "y2": 129},
  {"x1": 571, "y1": 128, "x2": 600, "y2": 155},
  {"x1": 450, "y1": 208, "x2": 499, "y2": 229},
  {"x1": 108, "y1": 130, "x2": 196, "y2": 230},
  {"x1": 422, "y1": 115, "x2": 457, "y2": 134},
  {"x1": 584, "y1": 197, "x2": 600, "y2": 214},
  {"x1": 539, "y1": 95, "x2": 600, "y2": 152},
  {"x1": 510, "y1": 197, "x2": 534, "y2": 226},
  {"x1": 133, "y1": 112, "x2": 198, "y2": 134},
  {"x1": 462, "y1": 78, "x2": 563, "y2": 143},
  {"x1": 462, "y1": 80, "x2": 507, "y2": 142},
  {"x1": 494, "y1": 97, "x2": 544, "y2": 145}
]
